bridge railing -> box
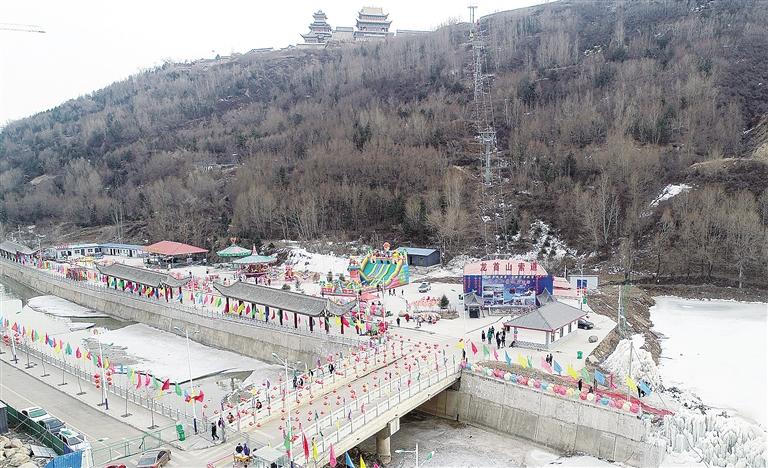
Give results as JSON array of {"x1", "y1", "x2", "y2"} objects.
[
  {"x1": 293, "y1": 357, "x2": 462, "y2": 463},
  {"x1": 208, "y1": 339, "x2": 401, "y2": 429}
]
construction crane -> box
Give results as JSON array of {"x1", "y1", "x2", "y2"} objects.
[{"x1": 0, "y1": 23, "x2": 46, "y2": 33}]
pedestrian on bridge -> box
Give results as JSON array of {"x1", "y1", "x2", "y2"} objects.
[{"x1": 211, "y1": 422, "x2": 219, "y2": 441}]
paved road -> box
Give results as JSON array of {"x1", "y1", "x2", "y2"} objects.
[{"x1": 0, "y1": 359, "x2": 145, "y2": 449}]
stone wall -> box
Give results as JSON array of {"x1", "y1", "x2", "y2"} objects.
[
  {"x1": 0, "y1": 260, "x2": 347, "y2": 366},
  {"x1": 420, "y1": 372, "x2": 666, "y2": 468}
]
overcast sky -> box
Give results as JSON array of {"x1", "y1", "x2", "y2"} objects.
[{"x1": 0, "y1": 0, "x2": 545, "y2": 124}]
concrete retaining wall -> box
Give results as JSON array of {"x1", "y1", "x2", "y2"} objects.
[
  {"x1": 0, "y1": 261, "x2": 347, "y2": 366},
  {"x1": 420, "y1": 372, "x2": 665, "y2": 467}
]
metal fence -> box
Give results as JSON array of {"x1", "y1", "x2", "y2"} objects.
[
  {"x1": 88, "y1": 424, "x2": 178, "y2": 466},
  {"x1": 13, "y1": 340, "x2": 193, "y2": 425},
  {"x1": 5, "y1": 402, "x2": 69, "y2": 455}
]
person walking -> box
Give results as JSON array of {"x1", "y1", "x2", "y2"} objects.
[
  {"x1": 578, "y1": 379, "x2": 583, "y2": 391},
  {"x1": 501, "y1": 331, "x2": 506, "y2": 347},
  {"x1": 396, "y1": 317, "x2": 401, "y2": 327},
  {"x1": 495, "y1": 332, "x2": 501, "y2": 349},
  {"x1": 481, "y1": 330, "x2": 486, "y2": 343},
  {"x1": 211, "y1": 422, "x2": 219, "y2": 441}
]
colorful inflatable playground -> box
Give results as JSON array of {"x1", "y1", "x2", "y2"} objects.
[{"x1": 320, "y1": 243, "x2": 410, "y2": 296}]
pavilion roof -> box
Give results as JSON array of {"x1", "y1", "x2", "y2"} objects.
[
  {"x1": 233, "y1": 254, "x2": 277, "y2": 265},
  {"x1": 213, "y1": 281, "x2": 356, "y2": 317},
  {"x1": 96, "y1": 263, "x2": 190, "y2": 288},
  {"x1": 504, "y1": 300, "x2": 586, "y2": 332},
  {"x1": 216, "y1": 244, "x2": 251, "y2": 258},
  {"x1": 145, "y1": 240, "x2": 208, "y2": 256}
]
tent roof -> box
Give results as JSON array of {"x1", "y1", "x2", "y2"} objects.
[
  {"x1": 504, "y1": 300, "x2": 586, "y2": 332},
  {"x1": 213, "y1": 281, "x2": 356, "y2": 317},
  {"x1": 0, "y1": 240, "x2": 36, "y2": 256},
  {"x1": 216, "y1": 244, "x2": 251, "y2": 258},
  {"x1": 252, "y1": 446, "x2": 284, "y2": 463},
  {"x1": 233, "y1": 254, "x2": 277, "y2": 265},
  {"x1": 96, "y1": 263, "x2": 191, "y2": 288},
  {"x1": 145, "y1": 241, "x2": 208, "y2": 256}
]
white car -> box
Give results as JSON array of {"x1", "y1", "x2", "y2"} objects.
[
  {"x1": 58, "y1": 428, "x2": 91, "y2": 452},
  {"x1": 418, "y1": 282, "x2": 431, "y2": 293},
  {"x1": 21, "y1": 407, "x2": 49, "y2": 423}
]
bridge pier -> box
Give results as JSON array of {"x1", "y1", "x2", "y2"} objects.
[{"x1": 376, "y1": 428, "x2": 392, "y2": 464}]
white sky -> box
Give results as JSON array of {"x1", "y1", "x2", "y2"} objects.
[{"x1": 0, "y1": 0, "x2": 545, "y2": 124}]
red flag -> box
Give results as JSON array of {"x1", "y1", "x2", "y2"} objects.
[
  {"x1": 161, "y1": 379, "x2": 170, "y2": 391},
  {"x1": 137, "y1": 372, "x2": 143, "y2": 388},
  {"x1": 329, "y1": 443, "x2": 337, "y2": 468},
  {"x1": 302, "y1": 433, "x2": 310, "y2": 461},
  {"x1": 470, "y1": 341, "x2": 478, "y2": 355},
  {"x1": 11, "y1": 322, "x2": 18, "y2": 332},
  {"x1": 341, "y1": 316, "x2": 350, "y2": 327},
  {"x1": 75, "y1": 347, "x2": 82, "y2": 359},
  {"x1": 144, "y1": 373, "x2": 150, "y2": 386},
  {"x1": 270, "y1": 310, "x2": 275, "y2": 320},
  {"x1": 194, "y1": 391, "x2": 205, "y2": 402}
]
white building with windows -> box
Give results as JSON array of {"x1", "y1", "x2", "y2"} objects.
[{"x1": 503, "y1": 296, "x2": 587, "y2": 350}]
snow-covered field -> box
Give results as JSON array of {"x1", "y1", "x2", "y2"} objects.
[
  {"x1": 649, "y1": 296, "x2": 768, "y2": 467},
  {"x1": 27, "y1": 295, "x2": 108, "y2": 318},
  {"x1": 99, "y1": 323, "x2": 281, "y2": 382},
  {"x1": 649, "y1": 184, "x2": 691, "y2": 207},
  {"x1": 651, "y1": 296, "x2": 767, "y2": 427},
  {"x1": 286, "y1": 247, "x2": 350, "y2": 275}
]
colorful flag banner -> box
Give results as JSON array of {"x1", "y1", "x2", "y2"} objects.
[
  {"x1": 639, "y1": 380, "x2": 652, "y2": 396},
  {"x1": 580, "y1": 367, "x2": 592, "y2": 383},
  {"x1": 516, "y1": 354, "x2": 528, "y2": 368},
  {"x1": 626, "y1": 376, "x2": 638, "y2": 393},
  {"x1": 553, "y1": 360, "x2": 562, "y2": 375},
  {"x1": 566, "y1": 364, "x2": 579, "y2": 380},
  {"x1": 504, "y1": 351, "x2": 512, "y2": 366},
  {"x1": 345, "y1": 452, "x2": 355, "y2": 468}
]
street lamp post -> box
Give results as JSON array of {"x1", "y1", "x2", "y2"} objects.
[
  {"x1": 272, "y1": 352, "x2": 301, "y2": 459},
  {"x1": 95, "y1": 334, "x2": 108, "y2": 410},
  {"x1": 174, "y1": 326, "x2": 199, "y2": 434}
]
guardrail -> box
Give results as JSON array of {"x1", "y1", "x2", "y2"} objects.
[
  {"x1": 10, "y1": 340, "x2": 192, "y2": 425},
  {"x1": 0, "y1": 258, "x2": 365, "y2": 347},
  {"x1": 88, "y1": 423, "x2": 178, "y2": 466}
]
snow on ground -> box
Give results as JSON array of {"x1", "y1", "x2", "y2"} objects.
[
  {"x1": 603, "y1": 334, "x2": 663, "y2": 389},
  {"x1": 27, "y1": 295, "x2": 108, "y2": 318},
  {"x1": 286, "y1": 247, "x2": 349, "y2": 275},
  {"x1": 525, "y1": 449, "x2": 618, "y2": 467},
  {"x1": 651, "y1": 296, "x2": 767, "y2": 427},
  {"x1": 521, "y1": 220, "x2": 578, "y2": 260},
  {"x1": 649, "y1": 184, "x2": 691, "y2": 207},
  {"x1": 99, "y1": 255, "x2": 145, "y2": 267},
  {"x1": 416, "y1": 254, "x2": 477, "y2": 280},
  {"x1": 99, "y1": 323, "x2": 281, "y2": 382}
]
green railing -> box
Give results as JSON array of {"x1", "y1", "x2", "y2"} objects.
[
  {"x1": 4, "y1": 402, "x2": 69, "y2": 455},
  {"x1": 88, "y1": 423, "x2": 178, "y2": 466}
]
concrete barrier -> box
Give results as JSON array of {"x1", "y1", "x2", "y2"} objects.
[
  {"x1": 420, "y1": 372, "x2": 666, "y2": 468},
  {"x1": 0, "y1": 260, "x2": 348, "y2": 366}
]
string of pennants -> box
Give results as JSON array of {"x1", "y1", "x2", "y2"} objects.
[
  {"x1": 456, "y1": 339, "x2": 652, "y2": 396},
  {"x1": 1, "y1": 316, "x2": 204, "y2": 404}
]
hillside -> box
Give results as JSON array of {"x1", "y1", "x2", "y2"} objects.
[{"x1": 1, "y1": 0, "x2": 767, "y2": 285}]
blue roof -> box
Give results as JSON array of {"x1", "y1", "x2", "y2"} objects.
[
  {"x1": 100, "y1": 243, "x2": 144, "y2": 250},
  {"x1": 402, "y1": 247, "x2": 439, "y2": 256}
]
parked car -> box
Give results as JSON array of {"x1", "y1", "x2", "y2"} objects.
[
  {"x1": 418, "y1": 282, "x2": 431, "y2": 293},
  {"x1": 21, "y1": 407, "x2": 49, "y2": 422},
  {"x1": 136, "y1": 449, "x2": 171, "y2": 468},
  {"x1": 37, "y1": 416, "x2": 65, "y2": 435},
  {"x1": 578, "y1": 318, "x2": 594, "y2": 330},
  {"x1": 57, "y1": 428, "x2": 91, "y2": 452}
]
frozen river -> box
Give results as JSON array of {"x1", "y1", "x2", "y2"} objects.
[{"x1": 651, "y1": 296, "x2": 768, "y2": 427}]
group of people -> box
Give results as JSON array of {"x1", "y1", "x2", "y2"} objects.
[{"x1": 481, "y1": 325, "x2": 508, "y2": 348}]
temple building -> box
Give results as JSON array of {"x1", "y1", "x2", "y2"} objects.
[
  {"x1": 300, "y1": 10, "x2": 333, "y2": 46},
  {"x1": 353, "y1": 7, "x2": 393, "y2": 41}
]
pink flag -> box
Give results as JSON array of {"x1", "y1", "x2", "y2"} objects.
[
  {"x1": 144, "y1": 373, "x2": 151, "y2": 386},
  {"x1": 329, "y1": 443, "x2": 336, "y2": 467},
  {"x1": 540, "y1": 357, "x2": 553, "y2": 374},
  {"x1": 136, "y1": 372, "x2": 143, "y2": 388},
  {"x1": 493, "y1": 349, "x2": 499, "y2": 361}
]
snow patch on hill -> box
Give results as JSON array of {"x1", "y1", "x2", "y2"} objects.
[{"x1": 650, "y1": 184, "x2": 691, "y2": 207}]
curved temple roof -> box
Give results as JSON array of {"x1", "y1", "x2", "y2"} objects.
[
  {"x1": 214, "y1": 281, "x2": 356, "y2": 317},
  {"x1": 96, "y1": 263, "x2": 191, "y2": 288}
]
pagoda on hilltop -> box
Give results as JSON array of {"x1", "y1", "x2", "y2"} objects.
[
  {"x1": 300, "y1": 10, "x2": 333, "y2": 46},
  {"x1": 353, "y1": 7, "x2": 393, "y2": 41}
]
